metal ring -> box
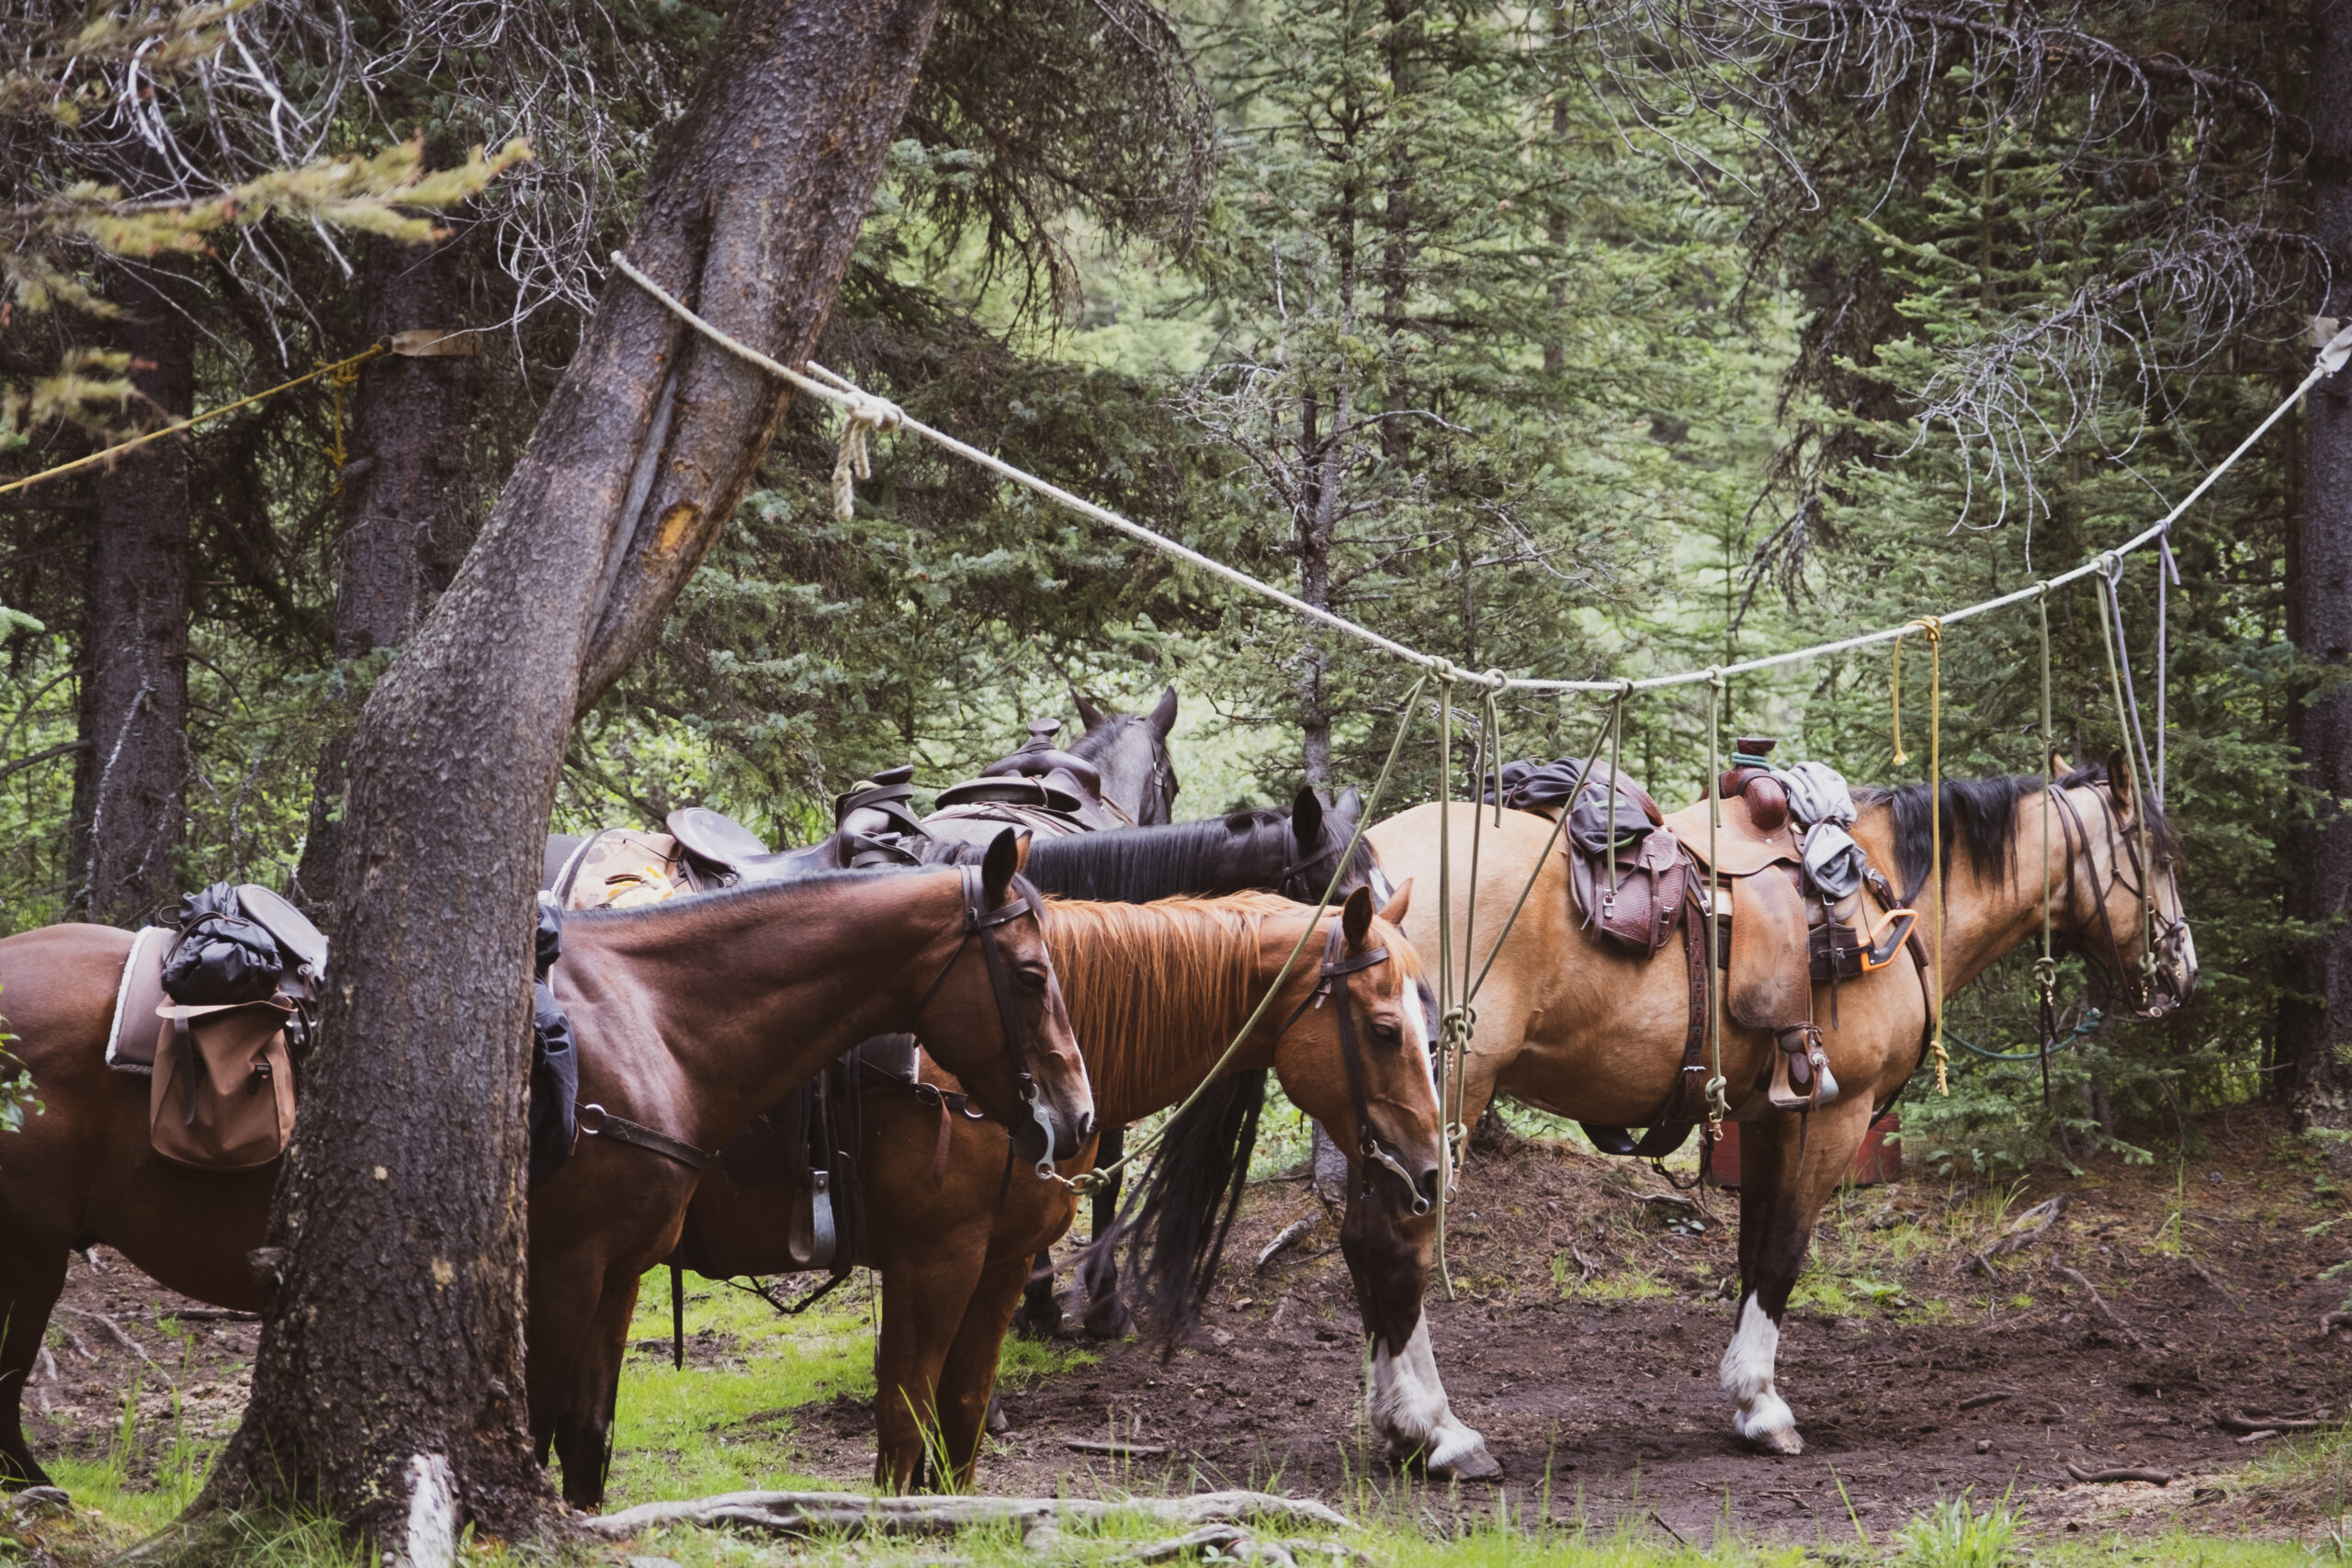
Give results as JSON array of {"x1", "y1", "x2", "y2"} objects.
[{"x1": 576, "y1": 1102, "x2": 606, "y2": 1134}]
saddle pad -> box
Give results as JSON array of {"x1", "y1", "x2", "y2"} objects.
[
  {"x1": 104, "y1": 927, "x2": 174, "y2": 1075},
  {"x1": 1724, "y1": 865, "x2": 1812, "y2": 1029},
  {"x1": 563, "y1": 829, "x2": 687, "y2": 910},
  {"x1": 1662, "y1": 791, "x2": 1801, "y2": 878}
]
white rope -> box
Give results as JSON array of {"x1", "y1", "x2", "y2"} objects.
[{"x1": 613, "y1": 250, "x2": 2352, "y2": 696}]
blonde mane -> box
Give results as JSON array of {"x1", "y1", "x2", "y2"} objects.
[{"x1": 1043, "y1": 892, "x2": 1311, "y2": 1115}]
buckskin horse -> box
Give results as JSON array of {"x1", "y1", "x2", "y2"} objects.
[
  {"x1": 0, "y1": 832, "x2": 1091, "y2": 1505},
  {"x1": 676, "y1": 882, "x2": 1494, "y2": 1486},
  {"x1": 1369, "y1": 758, "x2": 2193, "y2": 1458}
]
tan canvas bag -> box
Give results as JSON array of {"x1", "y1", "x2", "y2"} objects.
[{"x1": 149, "y1": 998, "x2": 296, "y2": 1169}]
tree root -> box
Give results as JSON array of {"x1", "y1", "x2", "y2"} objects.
[
  {"x1": 582, "y1": 1489, "x2": 1353, "y2": 1545},
  {"x1": 2321, "y1": 1311, "x2": 2352, "y2": 1338},
  {"x1": 1126, "y1": 1523, "x2": 1368, "y2": 1566},
  {"x1": 2047, "y1": 1260, "x2": 2143, "y2": 1348},
  {"x1": 2064, "y1": 1461, "x2": 2173, "y2": 1485}
]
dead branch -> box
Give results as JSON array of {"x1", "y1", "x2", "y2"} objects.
[
  {"x1": 2048, "y1": 1260, "x2": 2144, "y2": 1348},
  {"x1": 582, "y1": 1489, "x2": 1354, "y2": 1543},
  {"x1": 56, "y1": 1306, "x2": 154, "y2": 1367},
  {"x1": 2321, "y1": 1311, "x2": 2352, "y2": 1338},
  {"x1": 1065, "y1": 1438, "x2": 1170, "y2": 1457},
  {"x1": 2216, "y1": 1412, "x2": 2329, "y2": 1434},
  {"x1": 1986, "y1": 1195, "x2": 2072, "y2": 1257},
  {"x1": 2065, "y1": 1461, "x2": 2174, "y2": 1484},
  {"x1": 1256, "y1": 1218, "x2": 1317, "y2": 1271}
]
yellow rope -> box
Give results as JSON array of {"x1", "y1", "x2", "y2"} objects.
[
  {"x1": 1905, "y1": 615, "x2": 1950, "y2": 1093},
  {"x1": 0, "y1": 343, "x2": 387, "y2": 499},
  {"x1": 322, "y1": 353, "x2": 370, "y2": 493}
]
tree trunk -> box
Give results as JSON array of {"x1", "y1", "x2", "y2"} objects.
[
  {"x1": 68, "y1": 265, "x2": 192, "y2": 928},
  {"x1": 2283, "y1": 0, "x2": 2352, "y2": 1156},
  {"x1": 293, "y1": 225, "x2": 478, "y2": 919},
  {"x1": 200, "y1": 0, "x2": 943, "y2": 1547}
]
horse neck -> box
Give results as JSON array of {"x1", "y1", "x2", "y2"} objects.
[
  {"x1": 567, "y1": 874, "x2": 957, "y2": 1134},
  {"x1": 1071, "y1": 719, "x2": 1163, "y2": 824},
  {"x1": 1849, "y1": 787, "x2": 2086, "y2": 995},
  {"x1": 1047, "y1": 897, "x2": 1313, "y2": 1125}
]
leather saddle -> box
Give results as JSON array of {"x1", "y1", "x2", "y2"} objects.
[{"x1": 931, "y1": 718, "x2": 1128, "y2": 831}]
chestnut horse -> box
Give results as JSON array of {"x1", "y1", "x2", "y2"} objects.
[
  {"x1": 0, "y1": 833, "x2": 1091, "y2": 1506},
  {"x1": 1370, "y1": 761, "x2": 2193, "y2": 1458},
  {"x1": 676, "y1": 882, "x2": 1496, "y2": 1488}
]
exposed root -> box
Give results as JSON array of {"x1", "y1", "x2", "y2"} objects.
[
  {"x1": 2065, "y1": 1461, "x2": 2174, "y2": 1485},
  {"x1": 2048, "y1": 1259, "x2": 2143, "y2": 1348},
  {"x1": 581, "y1": 1488, "x2": 1353, "y2": 1543}
]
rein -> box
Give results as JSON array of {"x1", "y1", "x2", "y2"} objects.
[{"x1": 2045, "y1": 784, "x2": 2182, "y2": 1017}]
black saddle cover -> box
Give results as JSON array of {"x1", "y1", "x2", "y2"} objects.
[{"x1": 1489, "y1": 758, "x2": 1687, "y2": 956}]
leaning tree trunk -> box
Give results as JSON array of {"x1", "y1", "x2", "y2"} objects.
[
  {"x1": 68, "y1": 265, "x2": 192, "y2": 928},
  {"x1": 293, "y1": 221, "x2": 478, "y2": 921},
  {"x1": 2284, "y1": 0, "x2": 2352, "y2": 1157},
  {"x1": 200, "y1": 0, "x2": 944, "y2": 1547}
]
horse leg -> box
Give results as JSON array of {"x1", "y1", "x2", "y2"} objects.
[
  {"x1": 1340, "y1": 1182, "x2": 1497, "y2": 1479},
  {"x1": 1079, "y1": 1122, "x2": 1131, "y2": 1339},
  {"x1": 872, "y1": 1236, "x2": 990, "y2": 1492},
  {"x1": 0, "y1": 1231, "x2": 68, "y2": 1488},
  {"x1": 930, "y1": 1247, "x2": 1036, "y2": 1491},
  {"x1": 1720, "y1": 1097, "x2": 1872, "y2": 1455},
  {"x1": 549, "y1": 1264, "x2": 641, "y2": 1509}
]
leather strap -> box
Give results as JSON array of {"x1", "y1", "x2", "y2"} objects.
[
  {"x1": 576, "y1": 1101, "x2": 717, "y2": 1170},
  {"x1": 1628, "y1": 880, "x2": 1711, "y2": 1160}
]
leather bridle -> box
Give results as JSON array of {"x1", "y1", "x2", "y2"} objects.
[
  {"x1": 1272, "y1": 919, "x2": 1434, "y2": 1217},
  {"x1": 2045, "y1": 783, "x2": 2188, "y2": 1019},
  {"x1": 907, "y1": 864, "x2": 1065, "y2": 1179}
]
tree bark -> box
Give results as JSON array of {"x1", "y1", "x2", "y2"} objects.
[
  {"x1": 68, "y1": 265, "x2": 192, "y2": 928},
  {"x1": 293, "y1": 225, "x2": 478, "y2": 919},
  {"x1": 201, "y1": 0, "x2": 944, "y2": 1546},
  {"x1": 2284, "y1": 0, "x2": 2352, "y2": 1156}
]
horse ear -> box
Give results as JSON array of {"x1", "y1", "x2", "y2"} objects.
[
  {"x1": 1072, "y1": 690, "x2": 1107, "y2": 730},
  {"x1": 1341, "y1": 884, "x2": 1375, "y2": 950},
  {"x1": 2106, "y1": 748, "x2": 2135, "y2": 818},
  {"x1": 1336, "y1": 784, "x2": 1363, "y2": 819},
  {"x1": 2049, "y1": 748, "x2": 2072, "y2": 777},
  {"x1": 1148, "y1": 685, "x2": 1180, "y2": 737},
  {"x1": 1378, "y1": 876, "x2": 1412, "y2": 926},
  {"x1": 1291, "y1": 785, "x2": 1324, "y2": 849},
  {"x1": 982, "y1": 829, "x2": 1029, "y2": 904}
]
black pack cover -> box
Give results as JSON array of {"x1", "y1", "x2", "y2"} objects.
[
  {"x1": 160, "y1": 884, "x2": 284, "y2": 1006},
  {"x1": 528, "y1": 893, "x2": 578, "y2": 1185},
  {"x1": 1485, "y1": 757, "x2": 1656, "y2": 857}
]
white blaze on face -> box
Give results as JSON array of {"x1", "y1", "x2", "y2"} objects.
[
  {"x1": 1365, "y1": 1315, "x2": 1491, "y2": 1473},
  {"x1": 1720, "y1": 1293, "x2": 1797, "y2": 1444}
]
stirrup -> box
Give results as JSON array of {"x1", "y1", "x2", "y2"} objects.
[{"x1": 1766, "y1": 1027, "x2": 1838, "y2": 1112}]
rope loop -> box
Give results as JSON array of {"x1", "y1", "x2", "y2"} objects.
[{"x1": 830, "y1": 389, "x2": 905, "y2": 522}]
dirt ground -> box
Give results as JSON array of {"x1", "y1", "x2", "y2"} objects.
[{"x1": 31, "y1": 1107, "x2": 2352, "y2": 1542}]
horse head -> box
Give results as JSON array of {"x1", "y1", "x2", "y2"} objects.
[
  {"x1": 913, "y1": 829, "x2": 1095, "y2": 1166},
  {"x1": 2049, "y1": 753, "x2": 2196, "y2": 1019},
  {"x1": 1069, "y1": 685, "x2": 1181, "y2": 826},
  {"x1": 1283, "y1": 784, "x2": 1389, "y2": 904}
]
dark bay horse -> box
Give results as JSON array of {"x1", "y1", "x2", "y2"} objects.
[
  {"x1": 0, "y1": 834, "x2": 1091, "y2": 1506},
  {"x1": 1371, "y1": 760, "x2": 2193, "y2": 1456},
  {"x1": 917, "y1": 688, "x2": 1182, "y2": 852},
  {"x1": 675, "y1": 883, "x2": 1491, "y2": 1487}
]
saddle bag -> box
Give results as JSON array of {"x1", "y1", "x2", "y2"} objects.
[
  {"x1": 149, "y1": 998, "x2": 296, "y2": 1169},
  {"x1": 160, "y1": 885, "x2": 283, "y2": 1006},
  {"x1": 1809, "y1": 921, "x2": 1867, "y2": 982},
  {"x1": 1568, "y1": 829, "x2": 1687, "y2": 956}
]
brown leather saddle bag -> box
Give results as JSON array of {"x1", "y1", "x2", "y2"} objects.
[
  {"x1": 1569, "y1": 826, "x2": 1688, "y2": 956},
  {"x1": 150, "y1": 998, "x2": 296, "y2": 1169}
]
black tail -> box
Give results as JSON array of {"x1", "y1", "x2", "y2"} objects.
[{"x1": 1114, "y1": 1068, "x2": 1267, "y2": 1351}]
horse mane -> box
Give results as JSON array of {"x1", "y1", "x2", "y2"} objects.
[
  {"x1": 1043, "y1": 892, "x2": 1309, "y2": 1349},
  {"x1": 1853, "y1": 761, "x2": 2177, "y2": 906},
  {"x1": 1041, "y1": 893, "x2": 1298, "y2": 1111}
]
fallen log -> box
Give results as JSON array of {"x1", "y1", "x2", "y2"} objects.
[
  {"x1": 2064, "y1": 1461, "x2": 2173, "y2": 1485},
  {"x1": 582, "y1": 1489, "x2": 1354, "y2": 1544}
]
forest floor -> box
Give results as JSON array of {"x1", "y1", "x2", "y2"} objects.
[{"x1": 20, "y1": 1108, "x2": 2351, "y2": 1562}]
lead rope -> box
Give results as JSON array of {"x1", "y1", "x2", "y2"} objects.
[
  {"x1": 2095, "y1": 558, "x2": 2161, "y2": 995},
  {"x1": 1917, "y1": 617, "x2": 1949, "y2": 1094},
  {"x1": 1703, "y1": 671, "x2": 1729, "y2": 1133},
  {"x1": 2035, "y1": 586, "x2": 2059, "y2": 1112},
  {"x1": 1432, "y1": 671, "x2": 1459, "y2": 1297}
]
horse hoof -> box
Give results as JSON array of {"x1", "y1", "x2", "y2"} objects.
[
  {"x1": 1430, "y1": 1445, "x2": 1502, "y2": 1482},
  {"x1": 1742, "y1": 1425, "x2": 1804, "y2": 1456}
]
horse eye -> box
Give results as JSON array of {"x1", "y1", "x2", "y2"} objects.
[
  {"x1": 1016, "y1": 966, "x2": 1047, "y2": 992},
  {"x1": 1372, "y1": 1020, "x2": 1401, "y2": 1045}
]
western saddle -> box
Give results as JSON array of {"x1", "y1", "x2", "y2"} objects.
[
  {"x1": 926, "y1": 718, "x2": 1131, "y2": 834},
  {"x1": 1490, "y1": 739, "x2": 1922, "y2": 1157}
]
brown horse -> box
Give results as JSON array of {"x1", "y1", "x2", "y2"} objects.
[
  {"x1": 0, "y1": 833, "x2": 1091, "y2": 1506},
  {"x1": 674, "y1": 882, "x2": 1497, "y2": 1487},
  {"x1": 1370, "y1": 760, "x2": 2193, "y2": 1458}
]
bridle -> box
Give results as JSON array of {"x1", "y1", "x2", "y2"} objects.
[
  {"x1": 1277, "y1": 815, "x2": 1393, "y2": 908},
  {"x1": 2044, "y1": 783, "x2": 2188, "y2": 1019},
  {"x1": 1272, "y1": 919, "x2": 1434, "y2": 1217},
  {"x1": 907, "y1": 864, "x2": 1065, "y2": 1179}
]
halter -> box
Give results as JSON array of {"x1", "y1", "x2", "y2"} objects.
[
  {"x1": 2044, "y1": 782, "x2": 2188, "y2": 1018},
  {"x1": 1272, "y1": 919, "x2": 1433, "y2": 1217},
  {"x1": 907, "y1": 864, "x2": 1063, "y2": 1179}
]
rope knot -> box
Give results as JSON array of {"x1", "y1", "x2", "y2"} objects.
[{"x1": 831, "y1": 391, "x2": 905, "y2": 522}]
